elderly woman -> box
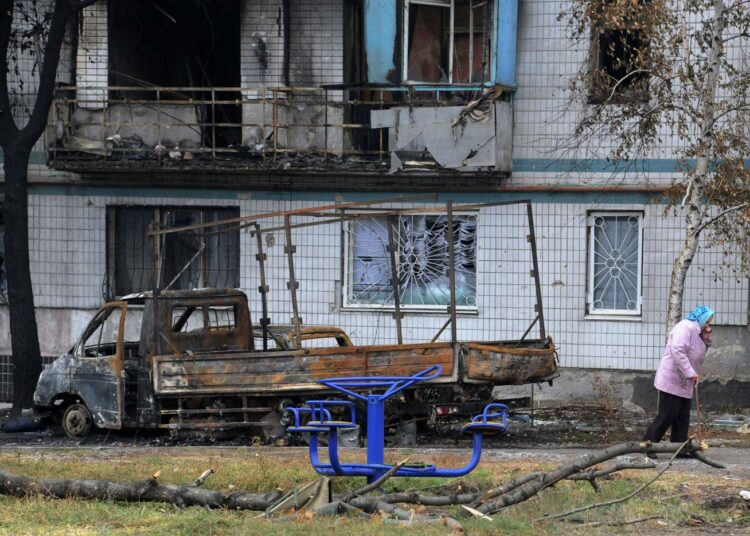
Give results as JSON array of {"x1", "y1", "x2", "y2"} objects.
[{"x1": 642, "y1": 305, "x2": 714, "y2": 449}]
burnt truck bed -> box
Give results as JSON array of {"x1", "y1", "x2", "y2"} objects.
[{"x1": 152, "y1": 340, "x2": 557, "y2": 396}]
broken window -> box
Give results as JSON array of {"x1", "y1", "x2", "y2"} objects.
[
  {"x1": 171, "y1": 305, "x2": 237, "y2": 335},
  {"x1": 587, "y1": 212, "x2": 643, "y2": 315},
  {"x1": 0, "y1": 208, "x2": 5, "y2": 303},
  {"x1": 345, "y1": 214, "x2": 477, "y2": 309},
  {"x1": 404, "y1": 0, "x2": 494, "y2": 83},
  {"x1": 589, "y1": 9, "x2": 649, "y2": 103},
  {"x1": 78, "y1": 305, "x2": 124, "y2": 358},
  {"x1": 108, "y1": 0, "x2": 242, "y2": 146},
  {"x1": 107, "y1": 206, "x2": 240, "y2": 297}
]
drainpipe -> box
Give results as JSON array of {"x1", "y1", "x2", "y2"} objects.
[
  {"x1": 494, "y1": 0, "x2": 519, "y2": 87},
  {"x1": 364, "y1": 0, "x2": 398, "y2": 84}
]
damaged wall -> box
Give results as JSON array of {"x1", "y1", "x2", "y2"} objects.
[
  {"x1": 241, "y1": 0, "x2": 345, "y2": 151},
  {"x1": 76, "y1": 2, "x2": 108, "y2": 109},
  {"x1": 371, "y1": 99, "x2": 512, "y2": 172}
]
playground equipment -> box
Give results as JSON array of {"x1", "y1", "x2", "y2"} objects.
[{"x1": 287, "y1": 365, "x2": 509, "y2": 483}]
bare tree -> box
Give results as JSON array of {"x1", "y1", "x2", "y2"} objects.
[
  {"x1": 1, "y1": 0, "x2": 96, "y2": 414},
  {"x1": 561, "y1": 0, "x2": 750, "y2": 332}
]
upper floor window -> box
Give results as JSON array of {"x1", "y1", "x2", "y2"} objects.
[
  {"x1": 587, "y1": 212, "x2": 643, "y2": 316},
  {"x1": 589, "y1": 5, "x2": 649, "y2": 103},
  {"x1": 404, "y1": 0, "x2": 494, "y2": 84},
  {"x1": 107, "y1": 206, "x2": 240, "y2": 298},
  {"x1": 344, "y1": 213, "x2": 477, "y2": 310}
]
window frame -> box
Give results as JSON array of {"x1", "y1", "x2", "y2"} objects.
[
  {"x1": 342, "y1": 211, "x2": 479, "y2": 312},
  {"x1": 401, "y1": 0, "x2": 495, "y2": 85},
  {"x1": 588, "y1": 15, "x2": 650, "y2": 104},
  {"x1": 586, "y1": 211, "x2": 644, "y2": 317},
  {"x1": 106, "y1": 205, "x2": 240, "y2": 299}
]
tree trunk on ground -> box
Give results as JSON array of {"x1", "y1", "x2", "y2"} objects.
[
  {"x1": 3, "y1": 148, "x2": 40, "y2": 414},
  {"x1": 0, "y1": 440, "x2": 723, "y2": 519}
]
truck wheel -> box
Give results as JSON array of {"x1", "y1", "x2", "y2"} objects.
[{"x1": 62, "y1": 403, "x2": 93, "y2": 440}]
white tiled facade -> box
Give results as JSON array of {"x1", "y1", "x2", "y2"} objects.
[
  {"x1": 1, "y1": 0, "x2": 748, "y2": 377},
  {"x1": 13, "y1": 192, "x2": 748, "y2": 372}
]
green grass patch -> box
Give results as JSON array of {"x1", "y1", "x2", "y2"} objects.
[{"x1": 0, "y1": 448, "x2": 747, "y2": 535}]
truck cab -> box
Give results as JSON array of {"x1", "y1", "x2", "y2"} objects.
[{"x1": 33, "y1": 289, "x2": 254, "y2": 438}]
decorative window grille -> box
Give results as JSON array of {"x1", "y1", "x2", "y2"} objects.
[
  {"x1": 345, "y1": 214, "x2": 477, "y2": 309},
  {"x1": 107, "y1": 206, "x2": 239, "y2": 298},
  {"x1": 587, "y1": 212, "x2": 643, "y2": 315}
]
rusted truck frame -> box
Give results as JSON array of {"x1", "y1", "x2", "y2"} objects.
[{"x1": 33, "y1": 198, "x2": 558, "y2": 440}]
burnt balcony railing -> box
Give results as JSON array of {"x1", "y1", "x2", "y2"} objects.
[{"x1": 46, "y1": 85, "x2": 511, "y2": 175}]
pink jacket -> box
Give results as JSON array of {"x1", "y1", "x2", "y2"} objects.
[{"x1": 654, "y1": 319, "x2": 707, "y2": 399}]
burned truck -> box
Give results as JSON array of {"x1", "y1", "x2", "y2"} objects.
[
  {"x1": 33, "y1": 288, "x2": 556, "y2": 440},
  {"x1": 33, "y1": 198, "x2": 557, "y2": 440}
]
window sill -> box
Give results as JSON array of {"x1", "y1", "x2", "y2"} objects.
[
  {"x1": 584, "y1": 314, "x2": 642, "y2": 322},
  {"x1": 342, "y1": 306, "x2": 479, "y2": 316}
]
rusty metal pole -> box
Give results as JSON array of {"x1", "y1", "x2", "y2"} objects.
[
  {"x1": 284, "y1": 215, "x2": 303, "y2": 349},
  {"x1": 526, "y1": 202, "x2": 546, "y2": 341},
  {"x1": 386, "y1": 216, "x2": 403, "y2": 344},
  {"x1": 148, "y1": 222, "x2": 161, "y2": 356},
  {"x1": 324, "y1": 88, "x2": 329, "y2": 164},
  {"x1": 253, "y1": 223, "x2": 270, "y2": 351},
  {"x1": 446, "y1": 202, "x2": 458, "y2": 344}
]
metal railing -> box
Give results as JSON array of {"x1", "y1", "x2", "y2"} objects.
[{"x1": 47, "y1": 85, "x2": 492, "y2": 170}]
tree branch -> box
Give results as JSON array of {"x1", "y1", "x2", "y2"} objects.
[
  {"x1": 692, "y1": 203, "x2": 749, "y2": 237},
  {"x1": 0, "y1": 467, "x2": 279, "y2": 510},
  {"x1": 0, "y1": 0, "x2": 19, "y2": 138},
  {"x1": 18, "y1": 0, "x2": 81, "y2": 148},
  {"x1": 536, "y1": 438, "x2": 691, "y2": 522},
  {"x1": 339, "y1": 458, "x2": 409, "y2": 503},
  {"x1": 476, "y1": 440, "x2": 720, "y2": 515}
]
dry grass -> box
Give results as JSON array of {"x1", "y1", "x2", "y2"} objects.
[{"x1": 0, "y1": 447, "x2": 748, "y2": 535}]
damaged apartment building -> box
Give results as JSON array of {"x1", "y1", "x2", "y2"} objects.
[{"x1": 0, "y1": 0, "x2": 749, "y2": 411}]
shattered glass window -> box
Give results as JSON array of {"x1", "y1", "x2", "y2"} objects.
[
  {"x1": 110, "y1": 206, "x2": 239, "y2": 297},
  {"x1": 587, "y1": 213, "x2": 642, "y2": 315},
  {"x1": 347, "y1": 214, "x2": 477, "y2": 308}
]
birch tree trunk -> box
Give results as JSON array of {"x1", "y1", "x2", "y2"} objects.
[{"x1": 666, "y1": 0, "x2": 725, "y2": 334}]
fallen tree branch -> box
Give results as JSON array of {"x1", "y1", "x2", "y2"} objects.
[
  {"x1": 193, "y1": 468, "x2": 215, "y2": 487},
  {"x1": 536, "y1": 439, "x2": 690, "y2": 522},
  {"x1": 350, "y1": 496, "x2": 464, "y2": 533},
  {"x1": 570, "y1": 514, "x2": 664, "y2": 527},
  {"x1": 477, "y1": 440, "x2": 720, "y2": 516},
  {"x1": 693, "y1": 451, "x2": 726, "y2": 469},
  {"x1": 469, "y1": 472, "x2": 543, "y2": 507},
  {"x1": 380, "y1": 489, "x2": 478, "y2": 506},
  {"x1": 339, "y1": 458, "x2": 409, "y2": 503},
  {"x1": 0, "y1": 468, "x2": 280, "y2": 510},
  {"x1": 567, "y1": 460, "x2": 656, "y2": 492},
  {"x1": 567, "y1": 460, "x2": 657, "y2": 482}
]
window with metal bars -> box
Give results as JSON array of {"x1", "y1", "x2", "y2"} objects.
[
  {"x1": 344, "y1": 213, "x2": 477, "y2": 309},
  {"x1": 586, "y1": 212, "x2": 643, "y2": 315}
]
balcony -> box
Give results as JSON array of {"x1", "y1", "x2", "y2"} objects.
[{"x1": 46, "y1": 85, "x2": 512, "y2": 186}]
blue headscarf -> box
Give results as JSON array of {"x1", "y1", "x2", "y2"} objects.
[{"x1": 686, "y1": 305, "x2": 715, "y2": 327}]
